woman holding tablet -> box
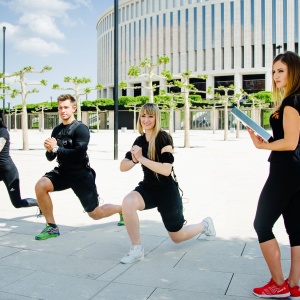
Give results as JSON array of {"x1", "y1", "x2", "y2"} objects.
[{"x1": 248, "y1": 51, "x2": 300, "y2": 299}]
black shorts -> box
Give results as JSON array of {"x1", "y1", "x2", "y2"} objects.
[
  {"x1": 44, "y1": 167, "x2": 99, "y2": 213},
  {"x1": 134, "y1": 180, "x2": 185, "y2": 232}
]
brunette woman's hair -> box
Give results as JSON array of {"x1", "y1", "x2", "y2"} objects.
[{"x1": 272, "y1": 51, "x2": 300, "y2": 106}]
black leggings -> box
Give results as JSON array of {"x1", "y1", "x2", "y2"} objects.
[
  {"x1": 254, "y1": 163, "x2": 300, "y2": 247},
  {"x1": 0, "y1": 161, "x2": 25, "y2": 208}
]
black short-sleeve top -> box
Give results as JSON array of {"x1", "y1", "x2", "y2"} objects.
[
  {"x1": 125, "y1": 130, "x2": 175, "y2": 186},
  {"x1": 268, "y1": 94, "x2": 300, "y2": 163}
]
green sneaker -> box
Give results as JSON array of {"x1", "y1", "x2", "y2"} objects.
[
  {"x1": 117, "y1": 212, "x2": 125, "y2": 226},
  {"x1": 35, "y1": 224, "x2": 60, "y2": 240}
]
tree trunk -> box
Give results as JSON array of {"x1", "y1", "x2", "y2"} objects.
[
  {"x1": 212, "y1": 107, "x2": 216, "y2": 134},
  {"x1": 97, "y1": 108, "x2": 100, "y2": 133},
  {"x1": 169, "y1": 106, "x2": 174, "y2": 135},
  {"x1": 41, "y1": 109, "x2": 44, "y2": 133},
  {"x1": 133, "y1": 106, "x2": 137, "y2": 132},
  {"x1": 184, "y1": 90, "x2": 190, "y2": 148},
  {"x1": 76, "y1": 101, "x2": 82, "y2": 121},
  {"x1": 22, "y1": 104, "x2": 29, "y2": 150},
  {"x1": 224, "y1": 98, "x2": 228, "y2": 141},
  {"x1": 252, "y1": 104, "x2": 255, "y2": 121},
  {"x1": 21, "y1": 78, "x2": 29, "y2": 150},
  {"x1": 148, "y1": 80, "x2": 154, "y2": 103},
  {"x1": 236, "y1": 103, "x2": 240, "y2": 138}
]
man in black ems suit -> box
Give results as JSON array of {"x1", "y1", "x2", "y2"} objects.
[{"x1": 35, "y1": 94, "x2": 122, "y2": 240}]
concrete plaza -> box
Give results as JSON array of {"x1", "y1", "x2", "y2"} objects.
[{"x1": 0, "y1": 128, "x2": 291, "y2": 300}]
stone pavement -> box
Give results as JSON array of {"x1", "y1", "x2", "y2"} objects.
[{"x1": 0, "y1": 128, "x2": 291, "y2": 300}]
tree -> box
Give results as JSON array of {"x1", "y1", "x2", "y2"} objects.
[
  {"x1": 207, "y1": 84, "x2": 237, "y2": 141},
  {"x1": 172, "y1": 71, "x2": 207, "y2": 148},
  {"x1": 34, "y1": 102, "x2": 52, "y2": 133},
  {"x1": 118, "y1": 96, "x2": 146, "y2": 132},
  {"x1": 0, "y1": 81, "x2": 11, "y2": 116},
  {"x1": 82, "y1": 98, "x2": 114, "y2": 132},
  {"x1": 119, "y1": 56, "x2": 170, "y2": 103},
  {"x1": 202, "y1": 94, "x2": 223, "y2": 134},
  {"x1": 11, "y1": 106, "x2": 22, "y2": 131},
  {"x1": 0, "y1": 66, "x2": 52, "y2": 150},
  {"x1": 155, "y1": 84, "x2": 183, "y2": 135},
  {"x1": 53, "y1": 77, "x2": 103, "y2": 122}
]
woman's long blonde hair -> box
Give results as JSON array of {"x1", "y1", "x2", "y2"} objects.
[
  {"x1": 137, "y1": 103, "x2": 161, "y2": 161},
  {"x1": 272, "y1": 51, "x2": 300, "y2": 107}
]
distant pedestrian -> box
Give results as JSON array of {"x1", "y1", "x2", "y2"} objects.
[
  {"x1": 0, "y1": 116, "x2": 38, "y2": 209},
  {"x1": 34, "y1": 94, "x2": 123, "y2": 240},
  {"x1": 119, "y1": 103, "x2": 216, "y2": 264},
  {"x1": 248, "y1": 51, "x2": 300, "y2": 299}
]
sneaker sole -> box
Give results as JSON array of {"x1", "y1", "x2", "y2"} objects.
[
  {"x1": 35, "y1": 234, "x2": 59, "y2": 240},
  {"x1": 120, "y1": 255, "x2": 144, "y2": 264},
  {"x1": 253, "y1": 292, "x2": 291, "y2": 298}
]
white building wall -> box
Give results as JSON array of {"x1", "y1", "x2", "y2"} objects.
[
  {"x1": 214, "y1": 4, "x2": 221, "y2": 71},
  {"x1": 223, "y1": 2, "x2": 231, "y2": 71},
  {"x1": 97, "y1": 0, "x2": 299, "y2": 98},
  {"x1": 254, "y1": 0, "x2": 262, "y2": 69},
  {"x1": 243, "y1": 0, "x2": 251, "y2": 70},
  {"x1": 233, "y1": 0, "x2": 241, "y2": 70},
  {"x1": 287, "y1": 0, "x2": 295, "y2": 51}
]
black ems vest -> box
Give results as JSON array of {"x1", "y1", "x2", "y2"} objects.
[{"x1": 56, "y1": 120, "x2": 89, "y2": 167}]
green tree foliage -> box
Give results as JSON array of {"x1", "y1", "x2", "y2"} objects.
[
  {"x1": 119, "y1": 56, "x2": 170, "y2": 103},
  {"x1": 253, "y1": 91, "x2": 273, "y2": 104},
  {"x1": 118, "y1": 96, "x2": 136, "y2": 106}
]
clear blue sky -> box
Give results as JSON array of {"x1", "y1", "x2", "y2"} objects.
[{"x1": 0, "y1": 0, "x2": 116, "y2": 106}]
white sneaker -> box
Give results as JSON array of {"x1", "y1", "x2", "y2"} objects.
[
  {"x1": 202, "y1": 217, "x2": 216, "y2": 240},
  {"x1": 120, "y1": 246, "x2": 144, "y2": 264}
]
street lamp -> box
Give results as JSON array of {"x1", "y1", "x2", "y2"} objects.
[
  {"x1": 276, "y1": 45, "x2": 282, "y2": 55},
  {"x1": 113, "y1": 0, "x2": 119, "y2": 160},
  {"x1": 7, "y1": 102, "x2": 10, "y2": 131},
  {"x1": 2, "y1": 26, "x2": 6, "y2": 119}
]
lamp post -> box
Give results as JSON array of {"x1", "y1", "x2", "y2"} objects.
[
  {"x1": 7, "y1": 102, "x2": 10, "y2": 131},
  {"x1": 113, "y1": 0, "x2": 119, "y2": 160},
  {"x1": 2, "y1": 26, "x2": 6, "y2": 119}
]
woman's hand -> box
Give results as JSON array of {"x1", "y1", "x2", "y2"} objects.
[
  {"x1": 131, "y1": 145, "x2": 143, "y2": 161},
  {"x1": 247, "y1": 127, "x2": 266, "y2": 149}
]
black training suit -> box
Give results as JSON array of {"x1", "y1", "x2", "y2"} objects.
[{"x1": 254, "y1": 95, "x2": 300, "y2": 247}]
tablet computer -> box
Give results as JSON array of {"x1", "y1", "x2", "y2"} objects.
[{"x1": 231, "y1": 107, "x2": 273, "y2": 142}]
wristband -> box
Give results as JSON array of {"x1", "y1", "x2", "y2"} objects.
[{"x1": 132, "y1": 160, "x2": 139, "y2": 164}]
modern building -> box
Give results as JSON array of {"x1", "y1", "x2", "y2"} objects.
[
  {"x1": 96, "y1": 0, "x2": 299, "y2": 130},
  {"x1": 97, "y1": 0, "x2": 299, "y2": 100}
]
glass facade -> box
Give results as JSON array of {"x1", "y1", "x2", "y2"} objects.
[{"x1": 97, "y1": 0, "x2": 300, "y2": 97}]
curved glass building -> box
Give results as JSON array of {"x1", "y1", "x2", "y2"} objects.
[{"x1": 97, "y1": 0, "x2": 300, "y2": 99}]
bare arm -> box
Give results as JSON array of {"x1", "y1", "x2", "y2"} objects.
[
  {"x1": 248, "y1": 106, "x2": 300, "y2": 150},
  {"x1": 120, "y1": 157, "x2": 139, "y2": 172}
]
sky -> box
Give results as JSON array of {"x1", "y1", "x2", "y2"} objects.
[{"x1": 0, "y1": 0, "x2": 116, "y2": 107}]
